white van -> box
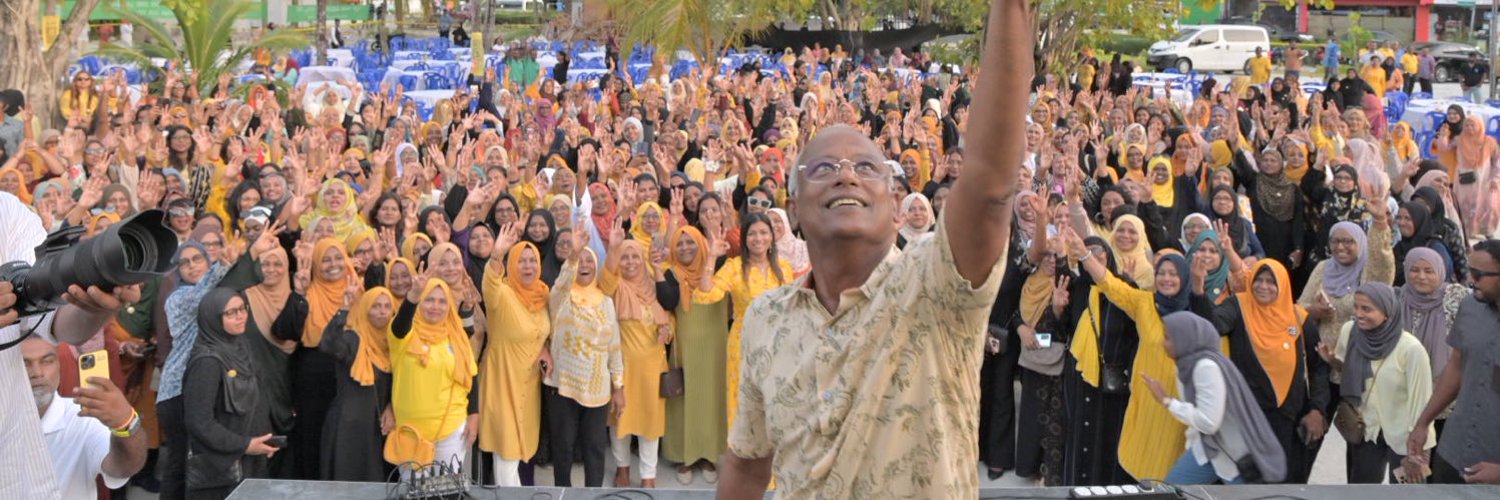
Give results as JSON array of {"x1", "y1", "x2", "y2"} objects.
[{"x1": 1147, "y1": 25, "x2": 1271, "y2": 74}]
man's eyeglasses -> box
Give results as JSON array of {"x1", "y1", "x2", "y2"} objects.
[
  {"x1": 798, "y1": 159, "x2": 887, "y2": 183},
  {"x1": 168, "y1": 207, "x2": 195, "y2": 218}
]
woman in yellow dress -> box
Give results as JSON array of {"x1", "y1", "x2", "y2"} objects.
[
  {"x1": 692, "y1": 213, "x2": 791, "y2": 428},
  {"x1": 602, "y1": 238, "x2": 673, "y2": 488},
  {"x1": 478, "y1": 238, "x2": 552, "y2": 486},
  {"x1": 386, "y1": 278, "x2": 478, "y2": 476}
]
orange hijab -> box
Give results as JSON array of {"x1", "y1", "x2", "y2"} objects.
[
  {"x1": 347, "y1": 287, "x2": 394, "y2": 386},
  {"x1": 609, "y1": 239, "x2": 670, "y2": 326},
  {"x1": 1236, "y1": 260, "x2": 1305, "y2": 406},
  {"x1": 304, "y1": 238, "x2": 356, "y2": 347},
  {"x1": 407, "y1": 279, "x2": 478, "y2": 389},
  {"x1": 505, "y1": 242, "x2": 550, "y2": 312},
  {"x1": 1457, "y1": 115, "x2": 1494, "y2": 169},
  {"x1": 667, "y1": 226, "x2": 709, "y2": 312}
]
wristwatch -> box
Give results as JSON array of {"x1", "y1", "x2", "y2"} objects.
[{"x1": 111, "y1": 410, "x2": 142, "y2": 438}]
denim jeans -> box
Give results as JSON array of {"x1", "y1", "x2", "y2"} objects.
[{"x1": 1165, "y1": 450, "x2": 1248, "y2": 485}]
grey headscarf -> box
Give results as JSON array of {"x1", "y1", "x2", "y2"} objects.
[
  {"x1": 1341, "y1": 282, "x2": 1405, "y2": 402},
  {"x1": 1165, "y1": 312, "x2": 1287, "y2": 483}
]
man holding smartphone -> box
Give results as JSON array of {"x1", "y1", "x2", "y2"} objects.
[
  {"x1": 0, "y1": 186, "x2": 143, "y2": 499},
  {"x1": 22, "y1": 335, "x2": 147, "y2": 499}
]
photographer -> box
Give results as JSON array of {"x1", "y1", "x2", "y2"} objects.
[
  {"x1": 21, "y1": 336, "x2": 147, "y2": 499},
  {"x1": 0, "y1": 189, "x2": 143, "y2": 498}
]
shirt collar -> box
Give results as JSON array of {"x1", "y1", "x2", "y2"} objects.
[
  {"x1": 789, "y1": 245, "x2": 903, "y2": 317},
  {"x1": 39, "y1": 393, "x2": 70, "y2": 434}
]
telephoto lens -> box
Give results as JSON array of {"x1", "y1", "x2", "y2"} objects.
[{"x1": 0, "y1": 209, "x2": 178, "y2": 318}]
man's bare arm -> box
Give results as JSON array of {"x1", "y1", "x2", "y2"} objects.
[
  {"x1": 945, "y1": 0, "x2": 1033, "y2": 283},
  {"x1": 716, "y1": 450, "x2": 773, "y2": 500}
]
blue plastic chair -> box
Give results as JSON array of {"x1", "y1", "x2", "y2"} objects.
[
  {"x1": 1417, "y1": 130, "x2": 1436, "y2": 160},
  {"x1": 1429, "y1": 111, "x2": 1448, "y2": 134},
  {"x1": 397, "y1": 74, "x2": 418, "y2": 91},
  {"x1": 76, "y1": 56, "x2": 102, "y2": 75},
  {"x1": 423, "y1": 72, "x2": 450, "y2": 90},
  {"x1": 1488, "y1": 116, "x2": 1500, "y2": 136},
  {"x1": 1413, "y1": 92, "x2": 1434, "y2": 100}
]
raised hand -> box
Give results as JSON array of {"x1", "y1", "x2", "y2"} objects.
[
  {"x1": 341, "y1": 274, "x2": 362, "y2": 309},
  {"x1": 407, "y1": 262, "x2": 433, "y2": 303}
]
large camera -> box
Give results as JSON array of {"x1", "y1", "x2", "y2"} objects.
[{"x1": 0, "y1": 209, "x2": 179, "y2": 318}]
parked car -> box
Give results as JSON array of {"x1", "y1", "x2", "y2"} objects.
[
  {"x1": 1408, "y1": 41, "x2": 1484, "y2": 82},
  {"x1": 1220, "y1": 17, "x2": 1314, "y2": 43},
  {"x1": 1148, "y1": 25, "x2": 1271, "y2": 74}
]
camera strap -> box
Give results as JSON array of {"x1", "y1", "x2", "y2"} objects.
[{"x1": 0, "y1": 311, "x2": 56, "y2": 353}]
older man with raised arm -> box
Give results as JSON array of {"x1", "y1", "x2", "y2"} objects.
[{"x1": 715, "y1": 0, "x2": 1033, "y2": 498}]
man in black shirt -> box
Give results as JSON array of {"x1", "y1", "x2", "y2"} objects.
[{"x1": 1462, "y1": 52, "x2": 1488, "y2": 103}]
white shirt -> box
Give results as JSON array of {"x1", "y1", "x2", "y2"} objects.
[
  {"x1": 41, "y1": 394, "x2": 130, "y2": 500},
  {"x1": 1166, "y1": 359, "x2": 1248, "y2": 482},
  {"x1": 0, "y1": 191, "x2": 63, "y2": 499}
]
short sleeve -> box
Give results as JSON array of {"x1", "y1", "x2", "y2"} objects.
[
  {"x1": 915, "y1": 216, "x2": 1006, "y2": 312},
  {"x1": 726, "y1": 306, "x2": 774, "y2": 460}
]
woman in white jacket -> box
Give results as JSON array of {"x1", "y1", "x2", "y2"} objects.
[{"x1": 1146, "y1": 312, "x2": 1287, "y2": 484}]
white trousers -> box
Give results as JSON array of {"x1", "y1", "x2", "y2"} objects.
[
  {"x1": 492, "y1": 457, "x2": 521, "y2": 487},
  {"x1": 400, "y1": 422, "x2": 467, "y2": 481},
  {"x1": 611, "y1": 434, "x2": 660, "y2": 479}
]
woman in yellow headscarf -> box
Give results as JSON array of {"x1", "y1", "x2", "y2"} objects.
[
  {"x1": 600, "y1": 239, "x2": 672, "y2": 487},
  {"x1": 385, "y1": 257, "x2": 418, "y2": 300},
  {"x1": 899, "y1": 149, "x2": 930, "y2": 192},
  {"x1": 86, "y1": 211, "x2": 122, "y2": 237},
  {"x1": 401, "y1": 233, "x2": 434, "y2": 264},
  {"x1": 1111, "y1": 214, "x2": 1156, "y2": 290},
  {"x1": 1388, "y1": 122, "x2": 1420, "y2": 163},
  {"x1": 479, "y1": 241, "x2": 552, "y2": 486},
  {"x1": 387, "y1": 279, "x2": 478, "y2": 474},
  {"x1": 660, "y1": 226, "x2": 730, "y2": 476},
  {"x1": 629, "y1": 202, "x2": 667, "y2": 250},
  {"x1": 300, "y1": 178, "x2": 369, "y2": 241},
  {"x1": 0, "y1": 167, "x2": 33, "y2": 204},
  {"x1": 320, "y1": 287, "x2": 395, "y2": 481}
]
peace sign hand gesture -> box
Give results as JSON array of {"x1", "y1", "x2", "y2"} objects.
[
  {"x1": 407, "y1": 262, "x2": 434, "y2": 304},
  {"x1": 341, "y1": 274, "x2": 362, "y2": 310}
]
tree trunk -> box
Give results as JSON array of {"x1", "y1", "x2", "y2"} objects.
[
  {"x1": 0, "y1": 0, "x2": 105, "y2": 130},
  {"x1": 316, "y1": 0, "x2": 329, "y2": 64}
]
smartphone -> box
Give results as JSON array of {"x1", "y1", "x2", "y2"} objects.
[
  {"x1": 267, "y1": 435, "x2": 288, "y2": 448},
  {"x1": 1036, "y1": 333, "x2": 1053, "y2": 349},
  {"x1": 78, "y1": 350, "x2": 111, "y2": 388}
]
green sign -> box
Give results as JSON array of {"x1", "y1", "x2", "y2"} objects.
[
  {"x1": 287, "y1": 5, "x2": 372, "y2": 23},
  {"x1": 56, "y1": 1, "x2": 366, "y2": 23}
]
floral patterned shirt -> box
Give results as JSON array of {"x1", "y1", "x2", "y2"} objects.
[{"x1": 729, "y1": 219, "x2": 1006, "y2": 499}]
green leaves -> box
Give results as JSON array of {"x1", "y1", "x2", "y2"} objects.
[{"x1": 95, "y1": 0, "x2": 307, "y2": 96}]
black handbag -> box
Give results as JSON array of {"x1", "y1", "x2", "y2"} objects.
[
  {"x1": 186, "y1": 448, "x2": 243, "y2": 490},
  {"x1": 1233, "y1": 453, "x2": 1263, "y2": 484},
  {"x1": 1090, "y1": 307, "x2": 1130, "y2": 395},
  {"x1": 659, "y1": 342, "x2": 684, "y2": 398},
  {"x1": 1459, "y1": 171, "x2": 1479, "y2": 185}
]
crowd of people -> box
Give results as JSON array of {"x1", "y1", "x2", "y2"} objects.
[{"x1": 1, "y1": 14, "x2": 1499, "y2": 500}]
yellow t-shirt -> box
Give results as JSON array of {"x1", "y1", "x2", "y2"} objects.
[{"x1": 1249, "y1": 56, "x2": 1273, "y2": 84}]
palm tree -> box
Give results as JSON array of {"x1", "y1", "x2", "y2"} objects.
[
  {"x1": 93, "y1": 0, "x2": 308, "y2": 95},
  {"x1": 603, "y1": 0, "x2": 781, "y2": 68}
]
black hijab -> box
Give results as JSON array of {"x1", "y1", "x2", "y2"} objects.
[
  {"x1": 1209, "y1": 185, "x2": 1251, "y2": 256},
  {"x1": 190, "y1": 288, "x2": 260, "y2": 416},
  {"x1": 522, "y1": 208, "x2": 562, "y2": 285}
]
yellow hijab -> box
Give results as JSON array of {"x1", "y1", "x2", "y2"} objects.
[
  {"x1": 1110, "y1": 215, "x2": 1155, "y2": 290},
  {"x1": 299, "y1": 178, "x2": 367, "y2": 241},
  {"x1": 304, "y1": 238, "x2": 355, "y2": 347},
  {"x1": 1148, "y1": 157, "x2": 1176, "y2": 208},
  {"x1": 505, "y1": 242, "x2": 551, "y2": 312},
  {"x1": 568, "y1": 248, "x2": 605, "y2": 308},
  {"x1": 630, "y1": 202, "x2": 663, "y2": 249},
  {"x1": 407, "y1": 279, "x2": 478, "y2": 390},
  {"x1": 348, "y1": 287, "x2": 394, "y2": 386},
  {"x1": 401, "y1": 233, "x2": 433, "y2": 263}
]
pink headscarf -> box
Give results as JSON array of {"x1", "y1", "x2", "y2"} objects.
[{"x1": 1361, "y1": 94, "x2": 1387, "y2": 141}]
